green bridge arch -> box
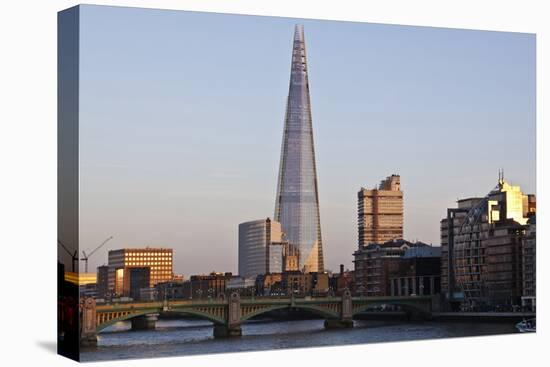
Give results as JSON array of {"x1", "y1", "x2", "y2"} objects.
[
  {"x1": 167, "y1": 308, "x2": 226, "y2": 325},
  {"x1": 239, "y1": 303, "x2": 340, "y2": 323},
  {"x1": 351, "y1": 299, "x2": 433, "y2": 319},
  {"x1": 96, "y1": 309, "x2": 160, "y2": 332},
  {"x1": 96, "y1": 307, "x2": 228, "y2": 333}
]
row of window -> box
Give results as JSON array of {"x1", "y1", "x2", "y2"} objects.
[
  {"x1": 125, "y1": 253, "x2": 172, "y2": 258},
  {"x1": 126, "y1": 261, "x2": 172, "y2": 266}
]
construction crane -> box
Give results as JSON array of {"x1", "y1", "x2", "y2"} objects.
[
  {"x1": 81, "y1": 236, "x2": 114, "y2": 273},
  {"x1": 58, "y1": 239, "x2": 78, "y2": 272}
]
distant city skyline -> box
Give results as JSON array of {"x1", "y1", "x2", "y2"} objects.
[{"x1": 77, "y1": 5, "x2": 536, "y2": 276}]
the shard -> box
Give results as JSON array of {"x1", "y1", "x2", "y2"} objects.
[{"x1": 275, "y1": 25, "x2": 324, "y2": 273}]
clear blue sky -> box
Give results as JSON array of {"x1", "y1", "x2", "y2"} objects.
[{"x1": 78, "y1": 5, "x2": 536, "y2": 276}]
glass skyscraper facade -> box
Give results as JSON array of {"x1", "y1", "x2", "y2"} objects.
[
  {"x1": 275, "y1": 25, "x2": 324, "y2": 273},
  {"x1": 238, "y1": 218, "x2": 284, "y2": 278}
]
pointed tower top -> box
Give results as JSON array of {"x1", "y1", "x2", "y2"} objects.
[{"x1": 294, "y1": 24, "x2": 304, "y2": 40}]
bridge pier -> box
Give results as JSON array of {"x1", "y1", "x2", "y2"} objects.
[
  {"x1": 324, "y1": 319, "x2": 354, "y2": 329},
  {"x1": 80, "y1": 333, "x2": 98, "y2": 347},
  {"x1": 131, "y1": 313, "x2": 158, "y2": 331},
  {"x1": 213, "y1": 324, "x2": 242, "y2": 338},
  {"x1": 81, "y1": 297, "x2": 98, "y2": 348},
  {"x1": 214, "y1": 291, "x2": 243, "y2": 338},
  {"x1": 324, "y1": 288, "x2": 355, "y2": 329}
]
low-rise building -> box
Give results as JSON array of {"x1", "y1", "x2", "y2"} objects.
[
  {"x1": 388, "y1": 246, "x2": 441, "y2": 296},
  {"x1": 157, "y1": 272, "x2": 233, "y2": 300},
  {"x1": 329, "y1": 265, "x2": 355, "y2": 296},
  {"x1": 139, "y1": 287, "x2": 157, "y2": 301},
  {"x1": 172, "y1": 274, "x2": 185, "y2": 282},
  {"x1": 256, "y1": 273, "x2": 284, "y2": 296},
  {"x1": 281, "y1": 271, "x2": 329, "y2": 296},
  {"x1": 227, "y1": 276, "x2": 257, "y2": 296},
  {"x1": 354, "y1": 239, "x2": 434, "y2": 297}
]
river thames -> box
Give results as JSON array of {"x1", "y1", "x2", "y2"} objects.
[{"x1": 80, "y1": 318, "x2": 519, "y2": 362}]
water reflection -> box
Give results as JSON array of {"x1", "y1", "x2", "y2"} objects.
[{"x1": 81, "y1": 318, "x2": 518, "y2": 362}]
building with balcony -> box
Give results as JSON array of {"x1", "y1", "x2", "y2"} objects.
[
  {"x1": 442, "y1": 174, "x2": 536, "y2": 310},
  {"x1": 358, "y1": 174, "x2": 403, "y2": 246}
]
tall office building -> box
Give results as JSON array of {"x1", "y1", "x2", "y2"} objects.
[
  {"x1": 275, "y1": 25, "x2": 324, "y2": 273},
  {"x1": 238, "y1": 218, "x2": 286, "y2": 278},
  {"x1": 358, "y1": 174, "x2": 404, "y2": 246}
]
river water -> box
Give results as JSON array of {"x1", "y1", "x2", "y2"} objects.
[{"x1": 80, "y1": 318, "x2": 519, "y2": 362}]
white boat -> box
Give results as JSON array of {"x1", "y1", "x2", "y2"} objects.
[{"x1": 516, "y1": 318, "x2": 536, "y2": 333}]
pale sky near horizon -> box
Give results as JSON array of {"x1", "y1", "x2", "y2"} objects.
[{"x1": 77, "y1": 5, "x2": 536, "y2": 276}]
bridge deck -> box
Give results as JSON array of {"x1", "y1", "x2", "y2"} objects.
[{"x1": 95, "y1": 295, "x2": 434, "y2": 315}]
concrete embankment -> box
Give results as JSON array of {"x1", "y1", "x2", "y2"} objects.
[{"x1": 432, "y1": 312, "x2": 535, "y2": 323}]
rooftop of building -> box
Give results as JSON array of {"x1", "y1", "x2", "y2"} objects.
[
  {"x1": 359, "y1": 174, "x2": 401, "y2": 192},
  {"x1": 457, "y1": 197, "x2": 484, "y2": 204},
  {"x1": 238, "y1": 217, "x2": 276, "y2": 226},
  {"x1": 446, "y1": 173, "x2": 535, "y2": 231},
  {"x1": 402, "y1": 246, "x2": 442, "y2": 258},
  {"x1": 189, "y1": 272, "x2": 233, "y2": 280},
  {"x1": 109, "y1": 247, "x2": 173, "y2": 252},
  {"x1": 360, "y1": 238, "x2": 431, "y2": 251}
]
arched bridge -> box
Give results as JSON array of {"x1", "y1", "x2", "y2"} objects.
[{"x1": 80, "y1": 291, "x2": 436, "y2": 346}]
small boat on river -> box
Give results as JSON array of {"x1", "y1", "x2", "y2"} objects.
[{"x1": 516, "y1": 318, "x2": 536, "y2": 333}]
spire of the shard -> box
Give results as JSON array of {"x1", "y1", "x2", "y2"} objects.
[{"x1": 275, "y1": 25, "x2": 324, "y2": 273}]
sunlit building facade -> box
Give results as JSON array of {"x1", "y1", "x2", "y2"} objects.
[
  {"x1": 64, "y1": 272, "x2": 97, "y2": 286},
  {"x1": 442, "y1": 174, "x2": 536, "y2": 310},
  {"x1": 107, "y1": 247, "x2": 173, "y2": 297},
  {"x1": 64, "y1": 272, "x2": 98, "y2": 299},
  {"x1": 358, "y1": 175, "x2": 403, "y2": 246},
  {"x1": 274, "y1": 25, "x2": 324, "y2": 273}
]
